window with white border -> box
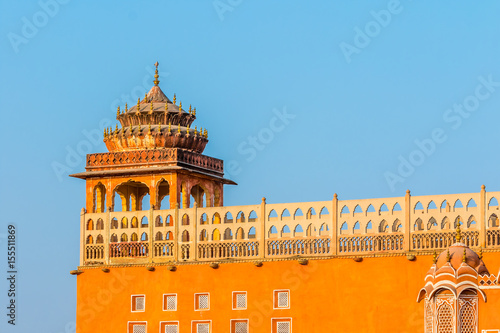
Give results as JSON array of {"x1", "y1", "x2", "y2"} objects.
[
  {"x1": 131, "y1": 295, "x2": 146, "y2": 312},
  {"x1": 194, "y1": 293, "x2": 210, "y2": 311},
  {"x1": 232, "y1": 291, "x2": 247, "y2": 310},
  {"x1": 271, "y1": 318, "x2": 292, "y2": 333},
  {"x1": 273, "y1": 290, "x2": 290, "y2": 309},
  {"x1": 231, "y1": 319, "x2": 249, "y2": 333},
  {"x1": 160, "y1": 321, "x2": 179, "y2": 333},
  {"x1": 192, "y1": 320, "x2": 211, "y2": 333},
  {"x1": 163, "y1": 294, "x2": 177, "y2": 311},
  {"x1": 127, "y1": 321, "x2": 147, "y2": 333}
]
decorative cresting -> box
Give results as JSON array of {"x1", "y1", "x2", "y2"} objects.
[
  {"x1": 103, "y1": 62, "x2": 208, "y2": 153},
  {"x1": 417, "y1": 223, "x2": 489, "y2": 333}
]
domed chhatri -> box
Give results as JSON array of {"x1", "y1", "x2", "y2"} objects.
[
  {"x1": 417, "y1": 223, "x2": 489, "y2": 303},
  {"x1": 103, "y1": 62, "x2": 208, "y2": 153}
]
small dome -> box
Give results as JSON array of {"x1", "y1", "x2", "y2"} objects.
[{"x1": 435, "y1": 243, "x2": 482, "y2": 272}]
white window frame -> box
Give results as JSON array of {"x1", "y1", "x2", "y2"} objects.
[
  {"x1": 194, "y1": 292, "x2": 210, "y2": 311},
  {"x1": 273, "y1": 289, "x2": 290, "y2": 309},
  {"x1": 163, "y1": 293, "x2": 178, "y2": 311},
  {"x1": 160, "y1": 320, "x2": 180, "y2": 333},
  {"x1": 131, "y1": 294, "x2": 146, "y2": 312},
  {"x1": 191, "y1": 320, "x2": 212, "y2": 333},
  {"x1": 271, "y1": 317, "x2": 292, "y2": 333},
  {"x1": 232, "y1": 291, "x2": 248, "y2": 310},
  {"x1": 230, "y1": 319, "x2": 249, "y2": 333},
  {"x1": 127, "y1": 321, "x2": 147, "y2": 333}
]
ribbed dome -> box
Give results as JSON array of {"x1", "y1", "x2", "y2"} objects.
[
  {"x1": 103, "y1": 63, "x2": 209, "y2": 153},
  {"x1": 435, "y1": 243, "x2": 483, "y2": 272}
]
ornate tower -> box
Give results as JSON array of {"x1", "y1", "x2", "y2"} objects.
[
  {"x1": 71, "y1": 62, "x2": 234, "y2": 215},
  {"x1": 417, "y1": 225, "x2": 490, "y2": 333}
]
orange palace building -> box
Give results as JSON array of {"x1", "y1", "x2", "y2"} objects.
[{"x1": 70, "y1": 64, "x2": 500, "y2": 333}]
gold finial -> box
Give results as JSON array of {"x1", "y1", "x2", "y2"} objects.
[
  {"x1": 446, "y1": 249, "x2": 451, "y2": 262},
  {"x1": 204, "y1": 129, "x2": 208, "y2": 138},
  {"x1": 103, "y1": 128, "x2": 107, "y2": 138},
  {"x1": 463, "y1": 248, "x2": 467, "y2": 263},
  {"x1": 173, "y1": 94, "x2": 176, "y2": 105},
  {"x1": 189, "y1": 105, "x2": 192, "y2": 114},
  {"x1": 168, "y1": 122, "x2": 172, "y2": 134},
  {"x1": 136, "y1": 99, "x2": 141, "y2": 114},
  {"x1": 456, "y1": 221, "x2": 462, "y2": 242},
  {"x1": 186, "y1": 125, "x2": 190, "y2": 135},
  {"x1": 179, "y1": 101, "x2": 183, "y2": 112},
  {"x1": 144, "y1": 92, "x2": 148, "y2": 103},
  {"x1": 193, "y1": 107, "x2": 196, "y2": 116},
  {"x1": 153, "y1": 61, "x2": 159, "y2": 86},
  {"x1": 165, "y1": 103, "x2": 168, "y2": 112},
  {"x1": 148, "y1": 124, "x2": 152, "y2": 134},
  {"x1": 157, "y1": 123, "x2": 162, "y2": 134},
  {"x1": 194, "y1": 126, "x2": 198, "y2": 135},
  {"x1": 150, "y1": 101, "x2": 154, "y2": 114},
  {"x1": 117, "y1": 106, "x2": 120, "y2": 117},
  {"x1": 138, "y1": 123, "x2": 141, "y2": 133},
  {"x1": 178, "y1": 125, "x2": 181, "y2": 133},
  {"x1": 129, "y1": 124, "x2": 133, "y2": 134},
  {"x1": 479, "y1": 247, "x2": 483, "y2": 260},
  {"x1": 115, "y1": 124, "x2": 118, "y2": 134},
  {"x1": 125, "y1": 103, "x2": 128, "y2": 112},
  {"x1": 432, "y1": 251, "x2": 437, "y2": 264}
]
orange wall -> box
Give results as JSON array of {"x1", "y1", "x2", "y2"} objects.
[{"x1": 76, "y1": 253, "x2": 500, "y2": 332}]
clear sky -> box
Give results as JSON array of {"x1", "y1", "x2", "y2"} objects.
[{"x1": 1, "y1": 1, "x2": 500, "y2": 331}]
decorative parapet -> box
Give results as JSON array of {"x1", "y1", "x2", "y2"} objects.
[
  {"x1": 85, "y1": 148, "x2": 224, "y2": 174},
  {"x1": 79, "y1": 189, "x2": 500, "y2": 266}
]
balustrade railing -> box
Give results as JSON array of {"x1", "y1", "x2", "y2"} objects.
[{"x1": 81, "y1": 190, "x2": 500, "y2": 265}]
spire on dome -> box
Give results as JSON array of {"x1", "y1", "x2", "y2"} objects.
[
  {"x1": 456, "y1": 221, "x2": 462, "y2": 243},
  {"x1": 153, "y1": 61, "x2": 160, "y2": 86}
]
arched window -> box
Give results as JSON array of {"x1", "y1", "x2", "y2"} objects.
[
  {"x1": 269, "y1": 226, "x2": 278, "y2": 237},
  {"x1": 436, "y1": 303, "x2": 454, "y2": 333},
  {"x1": 236, "y1": 211, "x2": 245, "y2": 223},
  {"x1": 86, "y1": 219, "x2": 94, "y2": 231},
  {"x1": 199, "y1": 229, "x2": 208, "y2": 241},
  {"x1": 235, "y1": 227, "x2": 244, "y2": 240},
  {"x1": 110, "y1": 234, "x2": 118, "y2": 243},
  {"x1": 459, "y1": 302, "x2": 476, "y2": 333},
  {"x1": 155, "y1": 232, "x2": 163, "y2": 241},
  {"x1": 166, "y1": 215, "x2": 173, "y2": 227},
  {"x1": 93, "y1": 183, "x2": 106, "y2": 213},
  {"x1": 212, "y1": 229, "x2": 220, "y2": 241},
  {"x1": 182, "y1": 214, "x2": 190, "y2": 226},
  {"x1": 131, "y1": 217, "x2": 138, "y2": 228},
  {"x1": 141, "y1": 232, "x2": 148, "y2": 241},
  {"x1": 96, "y1": 219, "x2": 104, "y2": 230},
  {"x1": 86, "y1": 235, "x2": 93, "y2": 244},
  {"x1": 141, "y1": 216, "x2": 148, "y2": 227},
  {"x1": 224, "y1": 212, "x2": 233, "y2": 223},
  {"x1": 111, "y1": 218, "x2": 118, "y2": 229},
  {"x1": 182, "y1": 230, "x2": 190, "y2": 242},
  {"x1": 120, "y1": 233, "x2": 128, "y2": 242},
  {"x1": 155, "y1": 216, "x2": 163, "y2": 227},
  {"x1": 248, "y1": 227, "x2": 256, "y2": 239},
  {"x1": 121, "y1": 217, "x2": 128, "y2": 229},
  {"x1": 200, "y1": 213, "x2": 208, "y2": 225},
  {"x1": 248, "y1": 210, "x2": 258, "y2": 222},
  {"x1": 212, "y1": 213, "x2": 221, "y2": 224},
  {"x1": 165, "y1": 231, "x2": 173, "y2": 240},
  {"x1": 224, "y1": 228, "x2": 233, "y2": 240},
  {"x1": 131, "y1": 233, "x2": 138, "y2": 242},
  {"x1": 96, "y1": 235, "x2": 103, "y2": 243}
]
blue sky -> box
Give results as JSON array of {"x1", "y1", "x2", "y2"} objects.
[{"x1": 1, "y1": 1, "x2": 500, "y2": 331}]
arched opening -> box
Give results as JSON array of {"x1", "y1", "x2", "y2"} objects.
[
  {"x1": 155, "y1": 216, "x2": 163, "y2": 227},
  {"x1": 224, "y1": 212, "x2": 233, "y2": 223},
  {"x1": 268, "y1": 210, "x2": 278, "y2": 220},
  {"x1": 182, "y1": 230, "x2": 190, "y2": 242},
  {"x1": 166, "y1": 215, "x2": 173, "y2": 227},
  {"x1": 441, "y1": 217, "x2": 451, "y2": 230},
  {"x1": 93, "y1": 183, "x2": 106, "y2": 213},
  {"x1": 155, "y1": 232, "x2": 163, "y2": 241},
  {"x1": 224, "y1": 228, "x2": 233, "y2": 240},
  {"x1": 488, "y1": 197, "x2": 499, "y2": 209},
  {"x1": 294, "y1": 208, "x2": 303, "y2": 219},
  {"x1": 235, "y1": 227, "x2": 244, "y2": 240},
  {"x1": 199, "y1": 229, "x2": 208, "y2": 241},
  {"x1": 392, "y1": 219, "x2": 402, "y2": 232},
  {"x1": 489, "y1": 214, "x2": 499, "y2": 228},
  {"x1": 307, "y1": 208, "x2": 317, "y2": 219},
  {"x1": 131, "y1": 233, "x2": 138, "y2": 242},
  {"x1": 340, "y1": 222, "x2": 348, "y2": 235},
  {"x1": 379, "y1": 220, "x2": 388, "y2": 233},
  {"x1": 86, "y1": 219, "x2": 94, "y2": 231},
  {"x1": 380, "y1": 204, "x2": 389, "y2": 213},
  {"x1": 190, "y1": 184, "x2": 207, "y2": 208},
  {"x1": 319, "y1": 207, "x2": 329, "y2": 218},
  {"x1": 414, "y1": 218, "x2": 423, "y2": 231},
  {"x1": 454, "y1": 199, "x2": 464, "y2": 210},
  {"x1": 366, "y1": 205, "x2": 375, "y2": 213},
  {"x1": 354, "y1": 205, "x2": 362, "y2": 214},
  {"x1": 353, "y1": 221, "x2": 360, "y2": 233},
  {"x1": 427, "y1": 201, "x2": 437, "y2": 211},
  {"x1": 141, "y1": 232, "x2": 148, "y2": 241},
  {"x1": 392, "y1": 203, "x2": 402, "y2": 212},
  {"x1": 236, "y1": 211, "x2": 245, "y2": 223},
  {"x1": 414, "y1": 202, "x2": 424, "y2": 213},
  {"x1": 110, "y1": 234, "x2": 118, "y2": 242},
  {"x1": 111, "y1": 218, "x2": 118, "y2": 229},
  {"x1": 467, "y1": 215, "x2": 477, "y2": 228},
  {"x1": 165, "y1": 231, "x2": 173, "y2": 240},
  {"x1": 113, "y1": 181, "x2": 150, "y2": 212},
  {"x1": 340, "y1": 206, "x2": 349, "y2": 215},
  {"x1": 86, "y1": 235, "x2": 93, "y2": 244},
  {"x1": 182, "y1": 214, "x2": 190, "y2": 226},
  {"x1": 212, "y1": 213, "x2": 221, "y2": 224},
  {"x1": 248, "y1": 227, "x2": 256, "y2": 239},
  {"x1": 281, "y1": 209, "x2": 291, "y2": 219},
  {"x1": 212, "y1": 229, "x2": 220, "y2": 241},
  {"x1": 96, "y1": 219, "x2": 104, "y2": 230},
  {"x1": 131, "y1": 217, "x2": 138, "y2": 228},
  {"x1": 156, "y1": 179, "x2": 170, "y2": 210},
  {"x1": 428, "y1": 217, "x2": 437, "y2": 230},
  {"x1": 248, "y1": 211, "x2": 257, "y2": 222},
  {"x1": 141, "y1": 216, "x2": 149, "y2": 228},
  {"x1": 200, "y1": 213, "x2": 208, "y2": 225},
  {"x1": 281, "y1": 225, "x2": 291, "y2": 237},
  {"x1": 268, "y1": 225, "x2": 278, "y2": 237},
  {"x1": 307, "y1": 223, "x2": 317, "y2": 236},
  {"x1": 121, "y1": 217, "x2": 128, "y2": 229},
  {"x1": 120, "y1": 233, "x2": 128, "y2": 242},
  {"x1": 366, "y1": 221, "x2": 373, "y2": 233},
  {"x1": 294, "y1": 224, "x2": 304, "y2": 236}
]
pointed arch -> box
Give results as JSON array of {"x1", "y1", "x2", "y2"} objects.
[
  {"x1": 200, "y1": 213, "x2": 208, "y2": 225},
  {"x1": 366, "y1": 204, "x2": 375, "y2": 213},
  {"x1": 427, "y1": 200, "x2": 437, "y2": 211},
  {"x1": 182, "y1": 230, "x2": 190, "y2": 242},
  {"x1": 353, "y1": 205, "x2": 362, "y2": 213},
  {"x1": 268, "y1": 209, "x2": 278, "y2": 220},
  {"x1": 131, "y1": 217, "x2": 138, "y2": 228},
  {"x1": 488, "y1": 197, "x2": 499, "y2": 208},
  {"x1": 467, "y1": 215, "x2": 477, "y2": 228},
  {"x1": 156, "y1": 178, "x2": 170, "y2": 210},
  {"x1": 86, "y1": 219, "x2": 94, "y2": 231},
  {"x1": 441, "y1": 217, "x2": 451, "y2": 230},
  {"x1": 96, "y1": 235, "x2": 104, "y2": 243},
  {"x1": 294, "y1": 224, "x2": 304, "y2": 236},
  {"x1": 414, "y1": 201, "x2": 424, "y2": 212},
  {"x1": 120, "y1": 233, "x2": 128, "y2": 242},
  {"x1": 248, "y1": 227, "x2": 256, "y2": 239},
  {"x1": 366, "y1": 221, "x2": 373, "y2": 233},
  {"x1": 141, "y1": 216, "x2": 148, "y2": 227},
  {"x1": 212, "y1": 212, "x2": 221, "y2": 224},
  {"x1": 86, "y1": 235, "x2": 93, "y2": 244},
  {"x1": 353, "y1": 221, "x2": 360, "y2": 233},
  {"x1": 319, "y1": 207, "x2": 329, "y2": 218},
  {"x1": 268, "y1": 225, "x2": 278, "y2": 237},
  {"x1": 466, "y1": 198, "x2": 477, "y2": 209},
  {"x1": 281, "y1": 225, "x2": 291, "y2": 236},
  {"x1": 248, "y1": 210, "x2": 258, "y2": 222},
  {"x1": 281, "y1": 209, "x2": 291, "y2": 218},
  {"x1": 307, "y1": 223, "x2": 317, "y2": 236},
  {"x1": 294, "y1": 208, "x2": 304, "y2": 219},
  {"x1": 165, "y1": 215, "x2": 173, "y2": 226},
  {"x1": 110, "y1": 233, "x2": 118, "y2": 243},
  {"x1": 392, "y1": 203, "x2": 402, "y2": 212},
  {"x1": 111, "y1": 218, "x2": 118, "y2": 229},
  {"x1": 454, "y1": 199, "x2": 464, "y2": 209},
  {"x1": 380, "y1": 204, "x2": 389, "y2": 213},
  {"x1": 392, "y1": 219, "x2": 402, "y2": 232},
  {"x1": 141, "y1": 232, "x2": 148, "y2": 241},
  {"x1": 165, "y1": 231, "x2": 173, "y2": 240},
  {"x1": 414, "y1": 218, "x2": 423, "y2": 231},
  {"x1": 121, "y1": 217, "x2": 128, "y2": 229},
  {"x1": 223, "y1": 228, "x2": 233, "y2": 240},
  {"x1": 182, "y1": 214, "x2": 190, "y2": 226},
  {"x1": 131, "y1": 233, "x2": 138, "y2": 242},
  {"x1": 224, "y1": 212, "x2": 234, "y2": 223},
  {"x1": 212, "y1": 228, "x2": 220, "y2": 241},
  {"x1": 379, "y1": 220, "x2": 388, "y2": 233},
  {"x1": 155, "y1": 231, "x2": 163, "y2": 241},
  {"x1": 235, "y1": 227, "x2": 244, "y2": 240},
  {"x1": 236, "y1": 211, "x2": 245, "y2": 223},
  {"x1": 155, "y1": 215, "x2": 163, "y2": 227},
  {"x1": 340, "y1": 222, "x2": 348, "y2": 235},
  {"x1": 488, "y1": 214, "x2": 498, "y2": 228},
  {"x1": 427, "y1": 217, "x2": 437, "y2": 230},
  {"x1": 340, "y1": 206, "x2": 349, "y2": 215}
]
